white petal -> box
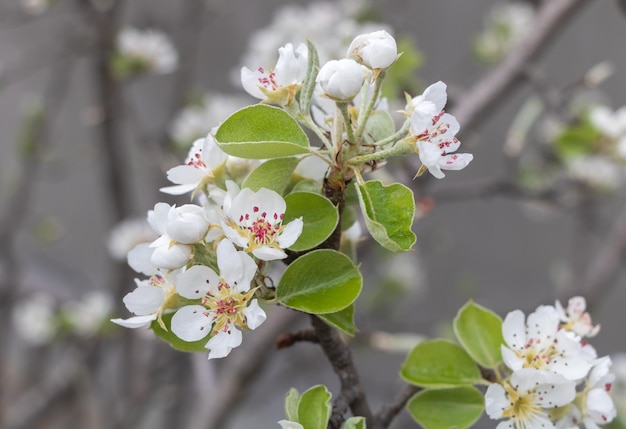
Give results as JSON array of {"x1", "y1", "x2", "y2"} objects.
[
  {"x1": 410, "y1": 100, "x2": 438, "y2": 133},
  {"x1": 206, "y1": 328, "x2": 242, "y2": 359},
  {"x1": 484, "y1": 383, "x2": 508, "y2": 419},
  {"x1": 417, "y1": 141, "x2": 444, "y2": 179},
  {"x1": 127, "y1": 243, "x2": 156, "y2": 275},
  {"x1": 252, "y1": 246, "x2": 287, "y2": 261},
  {"x1": 150, "y1": 242, "x2": 191, "y2": 270},
  {"x1": 244, "y1": 300, "x2": 266, "y2": 330},
  {"x1": 123, "y1": 284, "x2": 165, "y2": 315},
  {"x1": 241, "y1": 67, "x2": 266, "y2": 99},
  {"x1": 586, "y1": 388, "x2": 616, "y2": 424},
  {"x1": 277, "y1": 218, "x2": 303, "y2": 249},
  {"x1": 176, "y1": 265, "x2": 220, "y2": 299},
  {"x1": 166, "y1": 204, "x2": 210, "y2": 244},
  {"x1": 164, "y1": 164, "x2": 206, "y2": 186},
  {"x1": 159, "y1": 183, "x2": 198, "y2": 195},
  {"x1": 422, "y1": 81, "x2": 448, "y2": 112},
  {"x1": 588, "y1": 356, "x2": 614, "y2": 388},
  {"x1": 439, "y1": 153, "x2": 473, "y2": 171},
  {"x1": 278, "y1": 420, "x2": 304, "y2": 429},
  {"x1": 111, "y1": 314, "x2": 156, "y2": 329},
  {"x1": 217, "y1": 240, "x2": 256, "y2": 289},
  {"x1": 171, "y1": 305, "x2": 212, "y2": 342},
  {"x1": 501, "y1": 345, "x2": 523, "y2": 372},
  {"x1": 526, "y1": 306, "x2": 559, "y2": 349},
  {"x1": 502, "y1": 310, "x2": 526, "y2": 351}
]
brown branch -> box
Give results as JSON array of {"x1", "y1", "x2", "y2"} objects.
[
  {"x1": 452, "y1": 0, "x2": 592, "y2": 133},
  {"x1": 372, "y1": 384, "x2": 421, "y2": 429},
  {"x1": 310, "y1": 315, "x2": 373, "y2": 428}
]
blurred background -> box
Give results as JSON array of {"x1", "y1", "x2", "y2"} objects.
[{"x1": 1, "y1": 0, "x2": 625, "y2": 428}]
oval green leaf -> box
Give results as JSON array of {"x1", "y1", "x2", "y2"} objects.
[
  {"x1": 151, "y1": 312, "x2": 210, "y2": 353},
  {"x1": 342, "y1": 417, "x2": 366, "y2": 429},
  {"x1": 284, "y1": 192, "x2": 339, "y2": 251},
  {"x1": 215, "y1": 105, "x2": 310, "y2": 159},
  {"x1": 454, "y1": 300, "x2": 504, "y2": 369},
  {"x1": 355, "y1": 180, "x2": 416, "y2": 252},
  {"x1": 400, "y1": 339, "x2": 482, "y2": 388},
  {"x1": 277, "y1": 249, "x2": 362, "y2": 314},
  {"x1": 365, "y1": 109, "x2": 396, "y2": 143},
  {"x1": 318, "y1": 304, "x2": 357, "y2": 336},
  {"x1": 406, "y1": 386, "x2": 484, "y2": 429},
  {"x1": 297, "y1": 385, "x2": 332, "y2": 429},
  {"x1": 285, "y1": 388, "x2": 300, "y2": 422},
  {"x1": 242, "y1": 157, "x2": 300, "y2": 194}
]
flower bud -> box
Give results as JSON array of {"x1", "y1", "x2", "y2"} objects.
[
  {"x1": 347, "y1": 30, "x2": 398, "y2": 70},
  {"x1": 165, "y1": 204, "x2": 210, "y2": 244},
  {"x1": 316, "y1": 59, "x2": 365, "y2": 101}
]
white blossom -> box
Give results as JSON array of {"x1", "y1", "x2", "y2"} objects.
[
  {"x1": 555, "y1": 296, "x2": 601, "y2": 338},
  {"x1": 111, "y1": 273, "x2": 178, "y2": 330},
  {"x1": 12, "y1": 293, "x2": 57, "y2": 345},
  {"x1": 63, "y1": 291, "x2": 113, "y2": 337},
  {"x1": 408, "y1": 82, "x2": 473, "y2": 179},
  {"x1": 485, "y1": 368, "x2": 576, "y2": 429},
  {"x1": 160, "y1": 132, "x2": 228, "y2": 196},
  {"x1": 241, "y1": 43, "x2": 308, "y2": 106},
  {"x1": 116, "y1": 27, "x2": 178, "y2": 75},
  {"x1": 221, "y1": 187, "x2": 303, "y2": 261},
  {"x1": 500, "y1": 306, "x2": 593, "y2": 380},
  {"x1": 171, "y1": 240, "x2": 266, "y2": 359},
  {"x1": 317, "y1": 58, "x2": 366, "y2": 102},
  {"x1": 347, "y1": 30, "x2": 398, "y2": 70}
]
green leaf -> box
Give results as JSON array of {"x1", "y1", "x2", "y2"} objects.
[
  {"x1": 242, "y1": 157, "x2": 300, "y2": 194},
  {"x1": 318, "y1": 304, "x2": 357, "y2": 336},
  {"x1": 284, "y1": 192, "x2": 339, "y2": 251},
  {"x1": 285, "y1": 388, "x2": 300, "y2": 422},
  {"x1": 364, "y1": 110, "x2": 396, "y2": 143},
  {"x1": 299, "y1": 40, "x2": 320, "y2": 115},
  {"x1": 453, "y1": 300, "x2": 504, "y2": 368},
  {"x1": 400, "y1": 339, "x2": 482, "y2": 388},
  {"x1": 277, "y1": 249, "x2": 362, "y2": 314},
  {"x1": 355, "y1": 180, "x2": 416, "y2": 252},
  {"x1": 342, "y1": 416, "x2": 366, "y2": 429},
  {"x1": 215, "y1": 105, "x2": 310, "y2": 159},
  {"x1": 406, "y1": 387, "x2": 484, "y2": 429},
  {"x1": 297, "y1": 385, "x2": 332, "y2": 429},
  {"x1": 151, "y1": 312, "x2": 210, "y2": 353},
  {"x1": 555, "y1": 116, "x2": 601, "y2": 158}
]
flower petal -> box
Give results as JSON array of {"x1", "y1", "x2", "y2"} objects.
[
  {"x1": 206, "y1": 328, "x2": 243, "y2": 359},
  {"x1": 176, "y1": 265, "x2": 220, "y2": 299},
  {"x1": 277, "y1": 218, "x2": 303, "y2": 248},
  {"x1": 111, "y1": 314, "x2": 156, "y2": 329},
  {"x1": 244, "y1": 299, "x2": 266, "y2": 330},
  {"x1": 123, "y1": 284, "x2": 165, "y2": 315},
  {"x1": 171, "y1": 305, "x2": 213, "y2": 342}
]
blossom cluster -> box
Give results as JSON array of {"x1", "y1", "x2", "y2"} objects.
[
  {"x1": 485, "y1": 296, "x2": 616, "y2": 429},
  {"x1": 112, "y1": 29, "x2": 473, "y2": 360},
  {"x1": 112, "y1": 134, "x2": 303, "y2": 358}
]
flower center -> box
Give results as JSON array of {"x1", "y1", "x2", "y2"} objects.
[
  {"x1": 235, "y1": 206, "x2": 285, "y2": 250},
  {"x1": 202, "y1": 281, "x2": 255, "y2": 334},
  {"x1": 257, "y1": 67, "x2": 278, "y2": 91},
  {"x1": 502, "y1": 383, "x2": 543, "y2": 428}
]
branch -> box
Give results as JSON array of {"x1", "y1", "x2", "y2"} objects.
[
  {"x1": 310, "y1": 315, "x2": 373, "y2": 428},
  {"x1": 372, "y1": 384, "x2": 421, "y2": 429},
  {"x1": 452, "y1": 0, "x2": 592, "y2": 133}
]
